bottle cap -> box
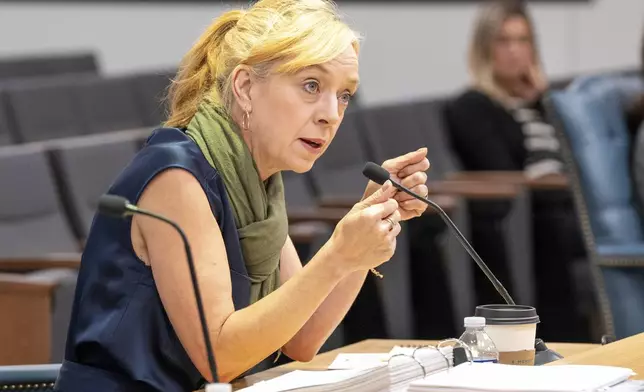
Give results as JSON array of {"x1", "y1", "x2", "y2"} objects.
[
  {"x1": 205, "y1": 383, "x2": 232, "y2": 392},
  {"x1": 464, "y1": 316, "x2": 486, "y2": 328}
]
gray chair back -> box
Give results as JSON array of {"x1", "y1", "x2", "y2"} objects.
[
  {"x1": 309, "y1": 111, "x2": 369, "y2": 200},
  {"x1": 4, "y1": 75, "x2": 91, "y2": 142},
  {"x1": 0, "y1": 90, "x2": 16, "y2": 145},
  {"x1": 411, "y1": 99, "x2": 464, "y2": 175},
  {"x1": 0, "y1": 52, "x2": 97, "y2": 80},
  {"x1": 0, "y1": 144, "x2": 79, "y2": 257},
  {"x1": 283, "y1": 170, "x2": 317, "y2": 209},
  {"x1": 49, "y1": 131, "x2": 143, "y2": 240},
  {"x1": 133, "y1": 70, "x2": 174, "y2": 127},
  {"x1": 361, "y1": 103, "x2": 425, "y2": 161},
  {"x1": 312, "y1": 110, "x2": 416, "y2": 339},
  {"x1": 359, "y1": 101, "x2": 476, "y2": 328},
  {"x1": 74, "y1": 76, "x2": 146, "y2": 134}
]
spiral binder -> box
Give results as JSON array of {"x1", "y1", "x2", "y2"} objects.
[{"x1": 237, "y1": 339, "x2": 473, "y2": 392}]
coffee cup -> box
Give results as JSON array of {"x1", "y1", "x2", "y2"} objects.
[{"x1": 474, "y1": 304, "x2": 540, "y2": 366}]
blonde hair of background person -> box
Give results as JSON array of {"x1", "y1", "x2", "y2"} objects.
[
  {"x1": 468, "y1": 0, "x2": 548, "y2": 106},
  {"x1": 131, "y1": 0, "x2": 431, "y2": 383}
]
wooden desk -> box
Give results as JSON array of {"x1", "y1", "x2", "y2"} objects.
[
  {"x1": 232, "y1": 338, "x2": 600, "y2": 390},
  {"x1": 547, "y1": 332, "x2": 644, "y2": 379},
  {"x1": 446, "y1": 171, "x2": 569, "y2": 191}
]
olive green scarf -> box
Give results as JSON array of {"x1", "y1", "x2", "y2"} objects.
[{"x1": 186, "y1": 101, "x2": 287, "y2": 304}]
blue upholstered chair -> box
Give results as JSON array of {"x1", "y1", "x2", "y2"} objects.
[{"x1": 545, "y1": 74, "x2": 644, "y2": 339}]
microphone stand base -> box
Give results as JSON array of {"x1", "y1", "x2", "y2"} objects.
[{"x1": 534, "y1": 338, "x2": 564, "y2": 365}]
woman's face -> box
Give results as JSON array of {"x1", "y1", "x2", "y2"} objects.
[
  {"x1": 492, "y1": 16, "x2": 534, "y2": 82},
  {"x1": 243, "y1": 46, "x2": 359, "y2": 178}
]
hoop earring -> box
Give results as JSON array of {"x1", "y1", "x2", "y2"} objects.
[{"x1": 241, "y1": 110, "x2": 251, "y2": 132}]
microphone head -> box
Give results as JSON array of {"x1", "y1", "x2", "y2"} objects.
[
  {"x1": 362, "y1": 162, "x2": 391, "y2": 185},
  {"x1": 98, "y1": 194, "x2": 131, "y2": 217}
]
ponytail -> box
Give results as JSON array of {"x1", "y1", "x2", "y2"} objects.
[{"x1": 165, "y1": 10, "x2": 244, "y2": 128}]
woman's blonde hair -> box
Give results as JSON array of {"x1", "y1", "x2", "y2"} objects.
[
  {"x1": 468, "y1": 0, "x2": 544, "y2": 105},
  {"x1": 165, "y1": 0, "x2": 360, "y2": 128}
]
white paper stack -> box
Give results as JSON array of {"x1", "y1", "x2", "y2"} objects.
[
  {"x1": 406, "y1": 362, "x2": 635, "y2": 392},
  {"x1": 386, "y1": 346, "x2": 454, "y2": 392},
  {"x1": 609, "y1": 380, "x2": 644, "y2": 391},
  {"x1": 238, "y1": 345, "x2": 454, "y2": 392},
  {"x1": 238, "y1": 366, "x2": 390, "y2": 392}
]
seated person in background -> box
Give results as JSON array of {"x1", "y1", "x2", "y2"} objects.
[
  {"x1": 54, "y1": 1, "x2": 431, "y2": 391},
  {"x1": 445, "y1": 0, "x2": 589, "y2": 342},
  {"x1": 448, "y1": 0, "x2": 556, "y2": 177}
]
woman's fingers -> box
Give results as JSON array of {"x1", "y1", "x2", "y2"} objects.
[{"x1": 396, "y1": 158, "x2": 430, "y2": 179}]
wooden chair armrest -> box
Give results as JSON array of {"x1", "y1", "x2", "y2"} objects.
[
  {"x1": 0, "y1": 273, "x2": 58, "y2": 295},
  {"x1": 526, "y1": 173, "x2": 569, "y2": 190},
  {"x1": 446, "y1": 170, "x2": 526, "y2": 182},
  {"x1": 318, "y1": 193, "x2": 461, "y2": 214},
  {"x1": 0, "y1": 253, "x2": 82, "y2": 272},
  {"x1": 423, "y1": 194, "x2": 458, "y2": 215},
  {"x1": 429, "y1": 180, "x2": 520, "y2": 200},
  {"x1": 287, "y1": 207, "x2": 349, "y2": 225},
  {"x1": 445, "y1": 171, "x2": 569, "y2": 190}
]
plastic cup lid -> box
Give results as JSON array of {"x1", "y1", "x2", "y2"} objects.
[{"x1": 474, "y1": 304, "x2": 540, "y2": 325}]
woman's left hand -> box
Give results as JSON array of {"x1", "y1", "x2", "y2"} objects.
[{"x1": 362, "y1": 147, "x2": 430, "y2": 221}]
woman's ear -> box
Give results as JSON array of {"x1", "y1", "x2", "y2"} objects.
[{"x1": 231, "y1": 65, "x2": 253, "y2": 112}]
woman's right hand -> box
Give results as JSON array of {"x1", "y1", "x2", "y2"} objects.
[{"x1": 326, "y1": 181, "x2": 402, "y2": 273}]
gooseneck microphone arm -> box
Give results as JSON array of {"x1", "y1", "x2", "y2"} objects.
[
  {"x1": 98, "y1": 194, "x2": 220, "y2": 384},
  {"x1": 362, "y1": 162, "x2": 516, "y2": 306}
]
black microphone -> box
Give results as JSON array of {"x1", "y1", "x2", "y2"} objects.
[
  {"x1": 98, "y1": 194, "x2": 220, "y2": 384},
  {"x1": 362, "y1": 162, "x2": 516, "y2": 306}
]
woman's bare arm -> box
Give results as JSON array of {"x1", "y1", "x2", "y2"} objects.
[
  {"x1": 132, "y1": 169, "x2": 398, "y2": 382},
  {"x1": 279, "y1": 237, "x2": 369, "y2": 361}
]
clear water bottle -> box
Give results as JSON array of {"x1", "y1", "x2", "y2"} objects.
[{"x1": 458, "y1": 316, "x2": 499, "y2": 363}]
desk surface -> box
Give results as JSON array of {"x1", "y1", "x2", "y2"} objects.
[
  {"x1": 546, "y1": 333, "x2": 644, "y2": 376},
  {"x1": 232, "y1": 337, "x2": 620, "y2": 390}
]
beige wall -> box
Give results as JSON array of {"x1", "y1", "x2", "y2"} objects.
[{"x1": 0, "y1": 0, "x2": 642, "y2": 106}]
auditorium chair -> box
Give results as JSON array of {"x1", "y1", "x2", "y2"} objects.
[
  {"x1": 417, "y1": 99, "x2": 538, "y2": 306},
  {"x1": 0, "y1": 143, "x2": 80, "y2": 364},
  {"x1": 0, "y1": 90, "x2": 16, "y2": 146},
  {"x1": 282, "y1": 170, "x2": 343, "y2": 256},
  {"x1": 48, "y1": 130, "x2": 150, "y2": 242},
  {"x1": 359, "y1": 100, "x2": 534, "y2": 333},
  {"x1": 267, "y1": 170, "x2": 348, "y2": 356},
  {"x1": 131, "y1": 70, "x2": 175, "y2": 127},
  {"x1": 0, "y1": 52, "x2": 97, "y2": 81},
  {"x1": 309, "y1": 110, "x2": 466, "y2": 340},
  {"x1": 73, "y1": 76, "x2": 147, "y2": 134},
  {"x1": 3, "y1": 75, "x2": 93, "y2": 143},
  {"x1": 545, "y1": 73, "x2": 644, "y2": 339},
  {"x1": 283, "y1": 168, "x2": 420, "y2": 349},
  {"x1": 0, "y1": 143, "x2": 81, "y2": 263}
]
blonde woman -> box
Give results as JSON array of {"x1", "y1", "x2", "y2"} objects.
[
  {"x1": 445, "y1": 0, "x2": 588, "y2": 344},
  {"x1": 55, "y1": 1, "x2": 430, "y2": 391}
]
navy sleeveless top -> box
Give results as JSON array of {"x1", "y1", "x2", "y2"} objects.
[{"x1": 55, "y1": 128, "x2": 252, "y2": 392}]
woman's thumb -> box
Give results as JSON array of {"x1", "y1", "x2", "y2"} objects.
[{"x1": 358, "y1": 181, "x2": 395, "y2": 209}]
